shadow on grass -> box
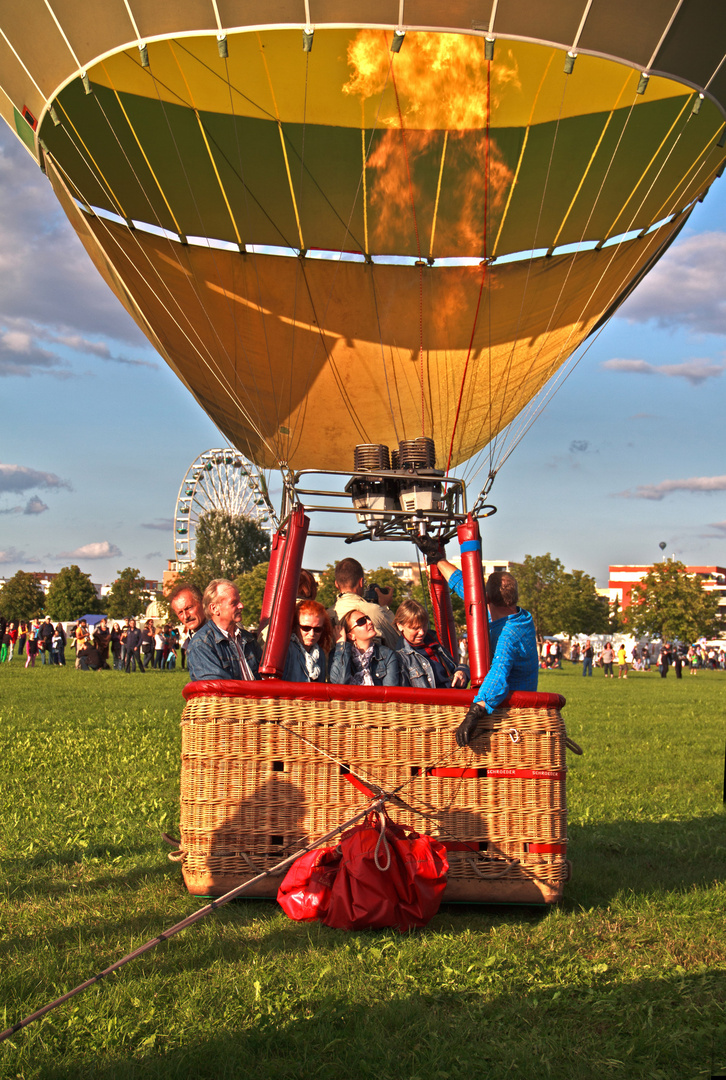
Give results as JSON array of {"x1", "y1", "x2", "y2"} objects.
[
  {"x1": 564, "y1": 812, "x2": 726, "y2": 908},
  {"x1": 25, "y1": 968, "x2": 726, "y2": 1080}
]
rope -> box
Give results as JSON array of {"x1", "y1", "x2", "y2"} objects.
[
  {"x1": 0, "y1": 800, "x2": 386, "y2": 1046},
  {"x1": 390, "y1": 51, "x2": 426, "y2": 435},
  {"x1": 445, "y1": 60, "x2": 491, "y2": 474}
]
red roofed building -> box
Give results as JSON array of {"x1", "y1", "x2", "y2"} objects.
[{"x1": 609, "y1": 563, "x2": 726, "y2": 618}]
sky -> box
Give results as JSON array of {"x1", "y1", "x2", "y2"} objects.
[{"x1": 1, "y1": 122, "x2": 725, "y2": 589}]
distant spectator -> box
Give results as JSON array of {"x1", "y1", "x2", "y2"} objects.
[
  {"x1": 140, "y1": 620, "x2": 155, "y2": 670},
  {"x1": 78, "y1": 639, "x2": 102, "y2": 671},
  {"x1": 7, "y1": 622, "x2": 18, "y2": 663},
  {"x1": 25, "y1": 631, "x2": 39, "y2": 668},
  {"x1": 93, "y1": 618, "x2": 111, "y2": 668},
  {"x1": 124, "y1": 618, "x2": 145, "y2": 673},
  {"x1": 110, "y1": 623, "x2": 123, "y2": 670},
  {"x1": 51, "y1": 624, "x2": 66, "y2": 666},
  {"x1": 38, "y1": 616, "x2": 54, "y2": 665}
]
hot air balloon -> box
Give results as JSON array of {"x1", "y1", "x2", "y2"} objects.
[{"x1": 1, "y1": 2, "x2": 722, "y2": 906}]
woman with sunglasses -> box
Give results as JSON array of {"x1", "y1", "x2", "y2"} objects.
[
  {"x1": 329, "y1": 609, "x2": 402, "y2": 687},
  {"x1": 283, "y1": 600, "x2": 334, "y2": 683}
]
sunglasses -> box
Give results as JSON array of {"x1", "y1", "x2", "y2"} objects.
[
  {"x1": 299, "y1": 624, "x2": 324, "y2": 634},
  {"x1": 352, "y1": 615, "x2": 374, "y2": 628}
]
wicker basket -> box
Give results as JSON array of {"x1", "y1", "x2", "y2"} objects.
[{"x1": 179, "y1": 681, "x2": 573, "y2": 905}]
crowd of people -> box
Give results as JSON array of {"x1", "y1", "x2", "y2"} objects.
[
  {"x1": 0, "y1": 612, "x2": 190, "y2": 672},
  {"x1": 568, "y1": 638, "x2": 726, "y2": 677}
]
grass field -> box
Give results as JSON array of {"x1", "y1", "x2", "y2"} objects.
[{"x1": 0, "y1": 660, "x2": 724, "y2": 1079}]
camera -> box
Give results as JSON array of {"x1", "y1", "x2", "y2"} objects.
[{"x1": 363, "y1": 582, "x2": 381, "y2": 604}]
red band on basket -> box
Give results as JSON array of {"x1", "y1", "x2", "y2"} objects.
[
  {"x1": 342, "y1": 774, "x2": 376, "y2": 797},
  {"x1": 427, "y1": 767, "x2": 487, "y2": 778},
  {"x1": 415, "y1": 766, "x2": 566, "y2": 781},
  {"x1": 443, "y1": 841, "x2": 480, "y2": 852},
  {"x1": 523, "y1": 842, "x2": 567, "y2": 854}
]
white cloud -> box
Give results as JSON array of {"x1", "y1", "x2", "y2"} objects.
[
  {"x1": 0, "y1": 463, "x2": 71, "y2": 494},
  {"x1": 617, "y1": 231, "x2": 726, "y2": 335},
  {"x1": 23, "y1": 496, "x2": 49, "y2": 515},
  {"x1": 0, "y1": 317, "x2": 156, "y2": 378},
  {"x1": 58, "y1": 541, "x2": 122, "y2": 560},
  {"x1": 616, "y1": 475, "x2": 726, "y2": 501},
  {"x1": 0, "y1": 133, "x2": 146, "y2": 343},
  {"x1": 0, "y1": 324, "x2": 69, "y2": 377},
  {"x1": 602, "y1": 357, "x2": 725, "y2": 385}
]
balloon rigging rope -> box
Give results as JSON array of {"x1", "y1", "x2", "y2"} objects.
[
  {"x1": 483, "y1": 79, "x2": 642, "y2": 476},
  {"x1": 487, "y1": 85, "x2": 712, "y2": 477},
  {"x1": 390, "y1": 55, "x2": 426, "y2": 437},
  {"x1": 465, "y1": 67, "x2": 696, "y2": 491},
  {"x1": 281, "y1": 32, "x2": 406, "y2": 453},
  {"x1": 445, "y1": 59, "x2": 492, "y2": 476},
  {"x1": 281, "y1": 53, "x2": 310, "y2": 465},
  {"x1": 43, "y1": 138, "x2": 279, "y2": 465},
  {"x1": 220, "y1": 46, "x2": 281, "y2": 466},
  {"x1": 479, "y1": 68, "x2": 571, "y2": 482},
  {"x1": 90, "y1": 49, "x2": 282, "y2": 456}
]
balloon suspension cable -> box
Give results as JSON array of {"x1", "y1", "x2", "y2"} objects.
[
  {"x1": 0, "y1": 798, "x2": 388, "y2": 1047},
  {"x1": 471, "y1": 470, "x2": 498, "y2": 516}
]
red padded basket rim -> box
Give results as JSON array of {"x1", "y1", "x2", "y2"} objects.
[{"x1": 182, "y1": 679, "x2": 566, "y2": 710}]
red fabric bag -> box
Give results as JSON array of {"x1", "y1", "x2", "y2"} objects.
[
  {"x1": 277, "y1": 811, "x2": 449, "y2": 931},
  {"x1": 322, "y1": 810, "x2": 448, "y2": 931},
  {"x1": 277, "y1": 845, "x2": 341, "y2": 922}
]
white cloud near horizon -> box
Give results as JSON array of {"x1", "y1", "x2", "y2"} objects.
[
  {"x1": 617, "y1": 231, "x2": 726, "y2": 335},
  {"x1": 617, "y1": 475, "x2": 726, "y2": 501},
  {"x1": 0, "y1": 463, "x2": 71, "y2": 494},
  {"x1": 602, "y1": 357, "x2": 726, "y2": 385},
  {"x1": 58, "y1": 541, "x2": 122, "y2": 560}
]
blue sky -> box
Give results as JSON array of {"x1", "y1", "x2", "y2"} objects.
[{"x1": 1, "y1": 123, "x2": 724, "y2": 588}]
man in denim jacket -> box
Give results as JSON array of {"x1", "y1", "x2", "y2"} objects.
[{"x1": 186, "y1": 579, "x2": 261, "y2": 682}]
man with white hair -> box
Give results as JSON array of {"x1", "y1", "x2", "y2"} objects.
[{"x1": 186, "y1": 579, "x2": 261, "y2": 682}]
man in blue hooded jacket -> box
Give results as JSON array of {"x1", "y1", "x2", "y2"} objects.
[{"x1": 417, "y1": 540, "x2": 538, "y2": 747}]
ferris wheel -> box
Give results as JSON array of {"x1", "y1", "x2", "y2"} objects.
[{"x1": 173, "y1": 449, "x2": 276, "y2": 565}]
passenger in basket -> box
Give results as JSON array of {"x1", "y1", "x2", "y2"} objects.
[
  {"x1": 169, "y1": 582, "x2": 206, "y2": 636},
  {"x1": 330, "y1": 558, "x2": 400, "y2": 649},
  {"x1": 329, "y1": 609, "x2": 402, "y2": 687},
  {"x1": 394, "y1": 599, "x2": 469, "y2": 689},
  {"x1": 416, "y1": 539, "x2": 538, "y2": 747},
  {"x1": 186, "y1": 579, "x2": 261, "y2": 683},
  {"x1": 283, "y1": 600, "x2": 334, "y2": 683}
]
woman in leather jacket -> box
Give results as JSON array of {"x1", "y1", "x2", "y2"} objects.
[{"x1": 329, "y1": 609, "x2": 401, "y2": 687}]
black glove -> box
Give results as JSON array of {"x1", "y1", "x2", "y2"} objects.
[
  {"x1": 455, "y1": 702, "x2": 486, "y2": 748},
  {"x1": 414, "y1": 535, "x2": 446, "y2": 565}
]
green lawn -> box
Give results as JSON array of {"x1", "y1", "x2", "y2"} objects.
[{"x1": 0, "y1": 660, "x2": 724, "y2": 1079}]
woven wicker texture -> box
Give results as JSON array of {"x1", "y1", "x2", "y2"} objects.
[{"x1": 179, "y1": 690, "x2": 572, "y2": 903}]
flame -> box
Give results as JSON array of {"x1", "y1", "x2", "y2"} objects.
[
  {"x1": 344, "y1": 30, "x2": 516, "y2": 255},
  {"x1": 343, "y1": 30, "x2": 521, "y2": 130}
]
